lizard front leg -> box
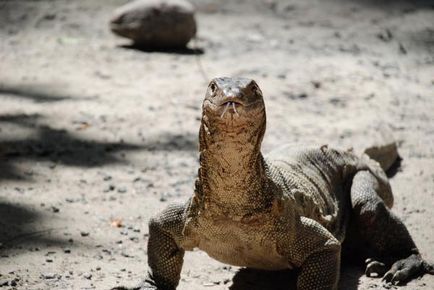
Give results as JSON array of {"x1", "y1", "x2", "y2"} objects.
[
  {"x1": 143, "y1": 216, "x2": 184, "y2": 289},
  {"x1": 136, "y1": 202, "x2": 191, "y2": 290},
  {"x1": 281, "y1": 216, "x2": 341, "y2": 290}
]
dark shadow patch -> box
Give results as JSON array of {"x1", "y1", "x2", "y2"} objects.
[
  {"x1": 341, "y1": 0, "x2": 434, "y2": 9},
  {"x1": 0, "y1": 162, "x2": 25, "y2": 181},
  {"x1": 230, "y1": 268, "x2": 297, "y2": 290},
  {"x1": 0, "y1": 202, "x2": 72, "y2": 253},
  {"x1": 0, "y1": 83, "x2": 95, "y2": 103},
  {"x1": 119, "y1": 44, "x2": 204, "y2": 55},
  {"x1": 0, "y1": 1, "x2": 37, "y2": 32},
  {"x1": 0, "y1": 113, "x2": 41, "y2": 126},
  {"x1": 339, "y1": 263, "x2": 365, "y2": 290},
  {"x1": 1, "y1": 126, "x2": 140, "y2": 166},
  {"x1": 386, "y1": 156, "x2": 402, "y2": 178},
  {"x1": 1, "y1": 128, "x2": 141, "y2": 167},
  {"x1": 141, "y1": 132, "x2": 198, "y2": 152},
  {"x1": 230, "y1": 265, "x2": 361, "y2": 290},
  {"x1": 0, "y1": 114, "x2": 142, "y2": 180},
  {"x1": 409, "y1": 28, "x2": 434, "y2": 54},
  {"x1": 340, "y1": 218, "x2": 371, "y2": 289}
]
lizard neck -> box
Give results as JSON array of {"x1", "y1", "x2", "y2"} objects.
[{"x1": 195, "y1": 122, "x2": 273, "y2": 216}]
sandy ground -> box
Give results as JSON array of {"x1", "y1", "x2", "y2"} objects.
[{"x1": 0, "y1": 0, "x2": 433, "y2": 289}]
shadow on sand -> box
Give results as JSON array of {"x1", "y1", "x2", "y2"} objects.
[
  {"x1": 0, "y1": 83, "x2": 96, "y2": 103},
  {"x1": 0, "y1": 201, "x2": 73, "y2": 254},
  {"x1": 0, "y1": 113, "x2": 142, "y2": 181},
  {"x1": 0, "y1": 113, "x2": 199, "y2": 182},
  {"x1": 229, "y1": 264, "x2": 363, "y2": 290},
  {"x1": 118, "y1": 44, "x2": 204, "y2": 55},
  {"x1": 141, "y1": 132, "x2": 198, "y2": 152},
  {"x1": 230, "y1": 268, "x2": 298, "y2": 290},
  {"x1": 344, "y1": 0, "x2": 434, "y2": 8}
]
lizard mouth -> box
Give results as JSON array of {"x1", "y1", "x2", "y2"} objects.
[
  {"x1": 220, "y1": 101, "x2": 242, "y2": 118},
  {"x1": 220, "y1": 100, "x2": 243, "y2": 107}
]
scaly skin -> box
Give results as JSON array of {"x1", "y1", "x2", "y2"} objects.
[{"x1": 115, "y1": 77, "x2": 433, "y2": 290}]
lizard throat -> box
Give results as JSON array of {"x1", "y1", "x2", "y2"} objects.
[{"x1": 195, "y1": 123, "x2": 272, "y2": 215}]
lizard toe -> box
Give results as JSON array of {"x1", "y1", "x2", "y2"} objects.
[
  {"x1": 390, "y1": 269, "x2": 411, "y2": 285},
  {"x1": 381, "y1": 254, "x2": 429, "y2": 285},
  {"x1": 365, "y1": 259, "x2": 387, "y2": 277}
]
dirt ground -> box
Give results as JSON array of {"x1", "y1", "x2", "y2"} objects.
[{"x1": 0, "y1": 0, "x2": 433, "y2": 289}]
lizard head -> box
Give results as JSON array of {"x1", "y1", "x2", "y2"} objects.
[{"x1": 201, "y1": 77, "x2": 266, "y2": 139}]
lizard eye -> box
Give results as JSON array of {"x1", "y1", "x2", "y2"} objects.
[{"x1": 209, "y1": 82, "x2": 217, "y2": 93}]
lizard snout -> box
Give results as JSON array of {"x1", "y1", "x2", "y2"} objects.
[{"x1": 220, "y1": 100, "x2": 242, "y2": 118}]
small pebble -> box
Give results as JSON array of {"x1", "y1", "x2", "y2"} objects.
[
  {"x1": 103, "y1": 185, "x2": 116, "y2": 193},
  {"x1": 311, "y1": 81, "x2": 321, "y2": 89},
  {"x1": 121, "y1": 252, "x2": 132, "y2": 258},
  {"x1": 117, "y1": 187, "x2": 127, "y2": 193},
  {"x1": 41, "y1": 273, "x2": 56, "y2": 279},
  {"x1": 102, "y1": 249, "x2": 112, "y2": 255}
]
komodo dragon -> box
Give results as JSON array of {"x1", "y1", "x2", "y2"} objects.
[{"x1": 118, "y1": 77, "x2": 433, "y2": 290}]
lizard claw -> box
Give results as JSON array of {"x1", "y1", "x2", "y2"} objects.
[
  {"x1": 365, "y1": 258, "x2": 387, "y2": 277},
  {"x1": 381, "y1": 254, "x2": 433, "y2": 285}
]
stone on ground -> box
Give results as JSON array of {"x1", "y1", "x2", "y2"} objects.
[{"x1": 110, "y1": 0, "x2": 196, "y2": 48}]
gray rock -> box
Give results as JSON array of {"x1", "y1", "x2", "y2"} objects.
[
  {"x1": 110, "y1": 0, "x2": 196, "y2": 48},
  {"x1": 80, "y1": 231, "x2": 90, "y2": 237}
]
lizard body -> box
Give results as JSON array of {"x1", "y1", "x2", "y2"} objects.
[{"x1": 116, "y1": 77, "x2": 433, "y2": 290}]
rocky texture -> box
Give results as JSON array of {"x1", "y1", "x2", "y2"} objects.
[{"x1": 110, "y1": 0, "x2": 196, "y2": 48}]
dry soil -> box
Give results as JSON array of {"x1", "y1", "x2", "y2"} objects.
[{"x1": 0, "y1": 0, "x2": 433, "y2": 289}]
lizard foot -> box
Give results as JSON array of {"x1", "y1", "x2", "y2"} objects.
[
  {"x1": 381, "y1": 254, "x2": 434, "y2": 285},
  {"x1": 365, "y1": 258, "x2": 387, "y2": 277}
]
